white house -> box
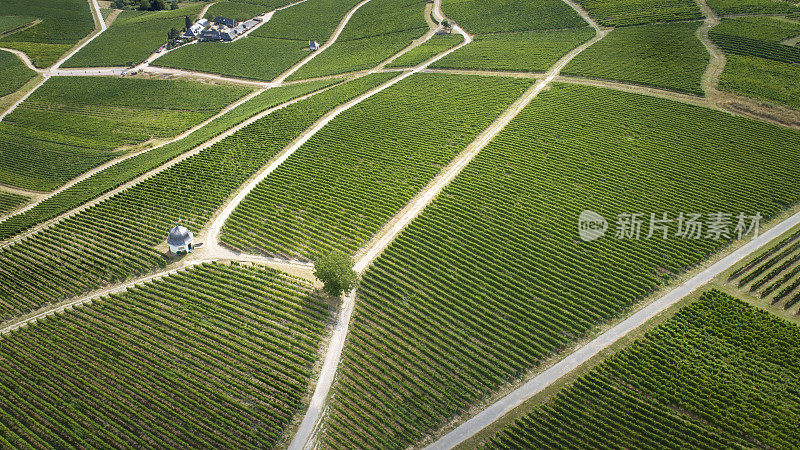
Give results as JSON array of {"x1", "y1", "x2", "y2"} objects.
[
  {"x1": 167, "y1": 224, "x2": 194, "y2": 254},
  {"x1": 187, "y1": 18, "x2": 208, "y2": 38},
  {"x1": 309, "y1": 40, "x2": 320, "y2": 51}
]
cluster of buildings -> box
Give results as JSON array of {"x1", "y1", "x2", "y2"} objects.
[{"x1": 184, "y1": 16, "x2": 263, "y2": 42}]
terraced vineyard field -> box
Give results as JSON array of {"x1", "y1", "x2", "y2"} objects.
[
  {"x1": 573, "y1": 0, "x2": 701, "y2": 26},
  {"x1": 0, "y1": 50, "x2": 36, "y2": 98},
  {"x1": 0, "y1": 192, "x2": 28, "y2": 215},
  {"x1": 0, "y1": 261, "x2": 330, "y2": 448},
  {"x1": 286, "y1": 0, "x2": 428, "y2": 79},
  {"x1": 442, "y1": 0, "x2": 586, "y2": 33},
  {"x1": 564, "y1": 22, "x2": 707, "y2": 95},
  {"x1": 220, "y1": 73, "x2": 532, "y2": 260},
  {"x1": 0, "y1": 0, "x2": 95, "y2": 67},
  {"x1": 0, "y1": 76, "x2": 250, "y2": 191},
  {"x1": 323, "y1": 83, "x2": 800, "y2": 448},
  {"x1": 484, "y1": 290, "x2": 800, "y2": 449},
  {"x1": 0, "y1": 73, "x2": 393, "y2": 322},
  {"x1": 64, "y1": 5, "x2": 205, "y2": 68},
  {"x1": 0, "y1": 80, "x2": 336, "y2": 241},
  {"x1": 430, "y1": 28, "x2": 594, "y2": 73}
]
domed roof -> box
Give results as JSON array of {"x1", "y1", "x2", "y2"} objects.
[{"x1": 167, "y1": 224, "x2": 194, "y2": 246}]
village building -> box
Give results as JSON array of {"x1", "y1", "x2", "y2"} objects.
[
  {"x1": 186, "y1": 18, "x2": 208, "y2": 38},
  {"x1": 221, "y1": 29, "x2": 237, "y2": 41},
  {"x1": 309, "y1": 40, "x2": 320, "y2": 51},
  {"x1": 167, "y1": 224, "x2": 194, "y2": 254},
  {"x1": 214, "y1": 16, "x2": 237, "y2": 27},
  {"x1": 200, "y1": 29, "x2": 222, "y2": 41}
]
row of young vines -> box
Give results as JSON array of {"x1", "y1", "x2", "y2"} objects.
[
  {"x1": 323, "y1": 84, "x2": 800, "y2": 448},
  {"x1": 0, "y1": 262, "x2": 329, "y2": 448},
  {"x1": 0, "y1": 74, "x2": 394, "y2": 322},
  {"x1": 486, "y1": 290, "x2": 800, "y2": 449}
]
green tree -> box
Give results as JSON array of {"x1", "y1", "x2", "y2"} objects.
[
  {"x1": 168, "y1": 27, "x2": 180, "y2": 42},
  {"x1": 151, "y1": 0, "x2": 166, "y2": 10},
  {"x1": 185, "y1": 15, "x2": 192, "y2": 30},
  {"x1": 139, "y1": 0, "x2": 151, "y2": 10},
  {"x1": 314, "y1": 251, "x2": 358, "y2": 297}
]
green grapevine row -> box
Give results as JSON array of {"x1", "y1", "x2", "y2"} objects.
[
  {"x1": 286, "y1": 0, "x2": 428, "y2": 80},
  {"x1": 0, "y1": 79, "x2": 336, "y2": 241},
  {"x1": 0, "y1": 76, "x2": 251, "y2": 191},
  {"x1": 287, "y1": 29, "x2": 424, "y2": 80},
  {"x1": 0, "y1": 192, "x2": 29, "y2": 216},
  {"x1": 706, "y1": 0, "x2": 799, "y2": 15},
  {"x1": 729, "y1": 226, "x2": 800, "y2": 311},
  {"x1": 718, "y1": 54, "x2": 800, "y2": 111},
  {"x1": 252, "y1": 0, "x2": 361, "y2": 41},
  {"x1": 728, "y1": 229, "x2": 800, "y2": 280},
  {"x1": 430, "y1": 28, "x2": 594, "y2": 74},
  {"x1": 441, "y1": 0, "x2": 587, "y2": 34},
  {"x1": 0, "y1": 0, "x2": 95, "y2": 67},
  {"x1": 385, "y1": 33, "x2": 463, "y2": 69},
  {"x1": 323, "y1": 83, "x2": 800, "y2": 448},
  {"x1": 0, "y1": 73, "x2": 394, "y2": 322},
  {"x1": 0, "y1": 261, "x2": 329, "y2": 448},
  {"x1": 220, "y1": 73, "x2": 532, "y2": 260},
  {"x1": 572, "y1": 0, "x2": 702, "y2": 27},
  {"x1": 0, "y1": 51, "x2": 36, "y2": 98},
  {"x1": 563, "y1": 22, "x2": 708, "y2": 95},
  {"x1": 710, "y1": 32, "x2": 800, "y2": 65},
  {"x1": 485, "y1": 291, "x2": 800, "y2": 449},
  {"x1": 712, "y1": 17, "x2": 800, "y2": 44}
]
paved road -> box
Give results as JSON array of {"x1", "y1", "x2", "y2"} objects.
[{"x1": 428, "y1": 207, "x2": 800, "y2": 448}]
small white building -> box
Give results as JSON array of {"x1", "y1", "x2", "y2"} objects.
[
  {"x1": 309, "y1": 40, "x2": 320, "y2": 51},
  {"x1": 167, "y1": 224, "x2": 194, "y2": 254}
]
